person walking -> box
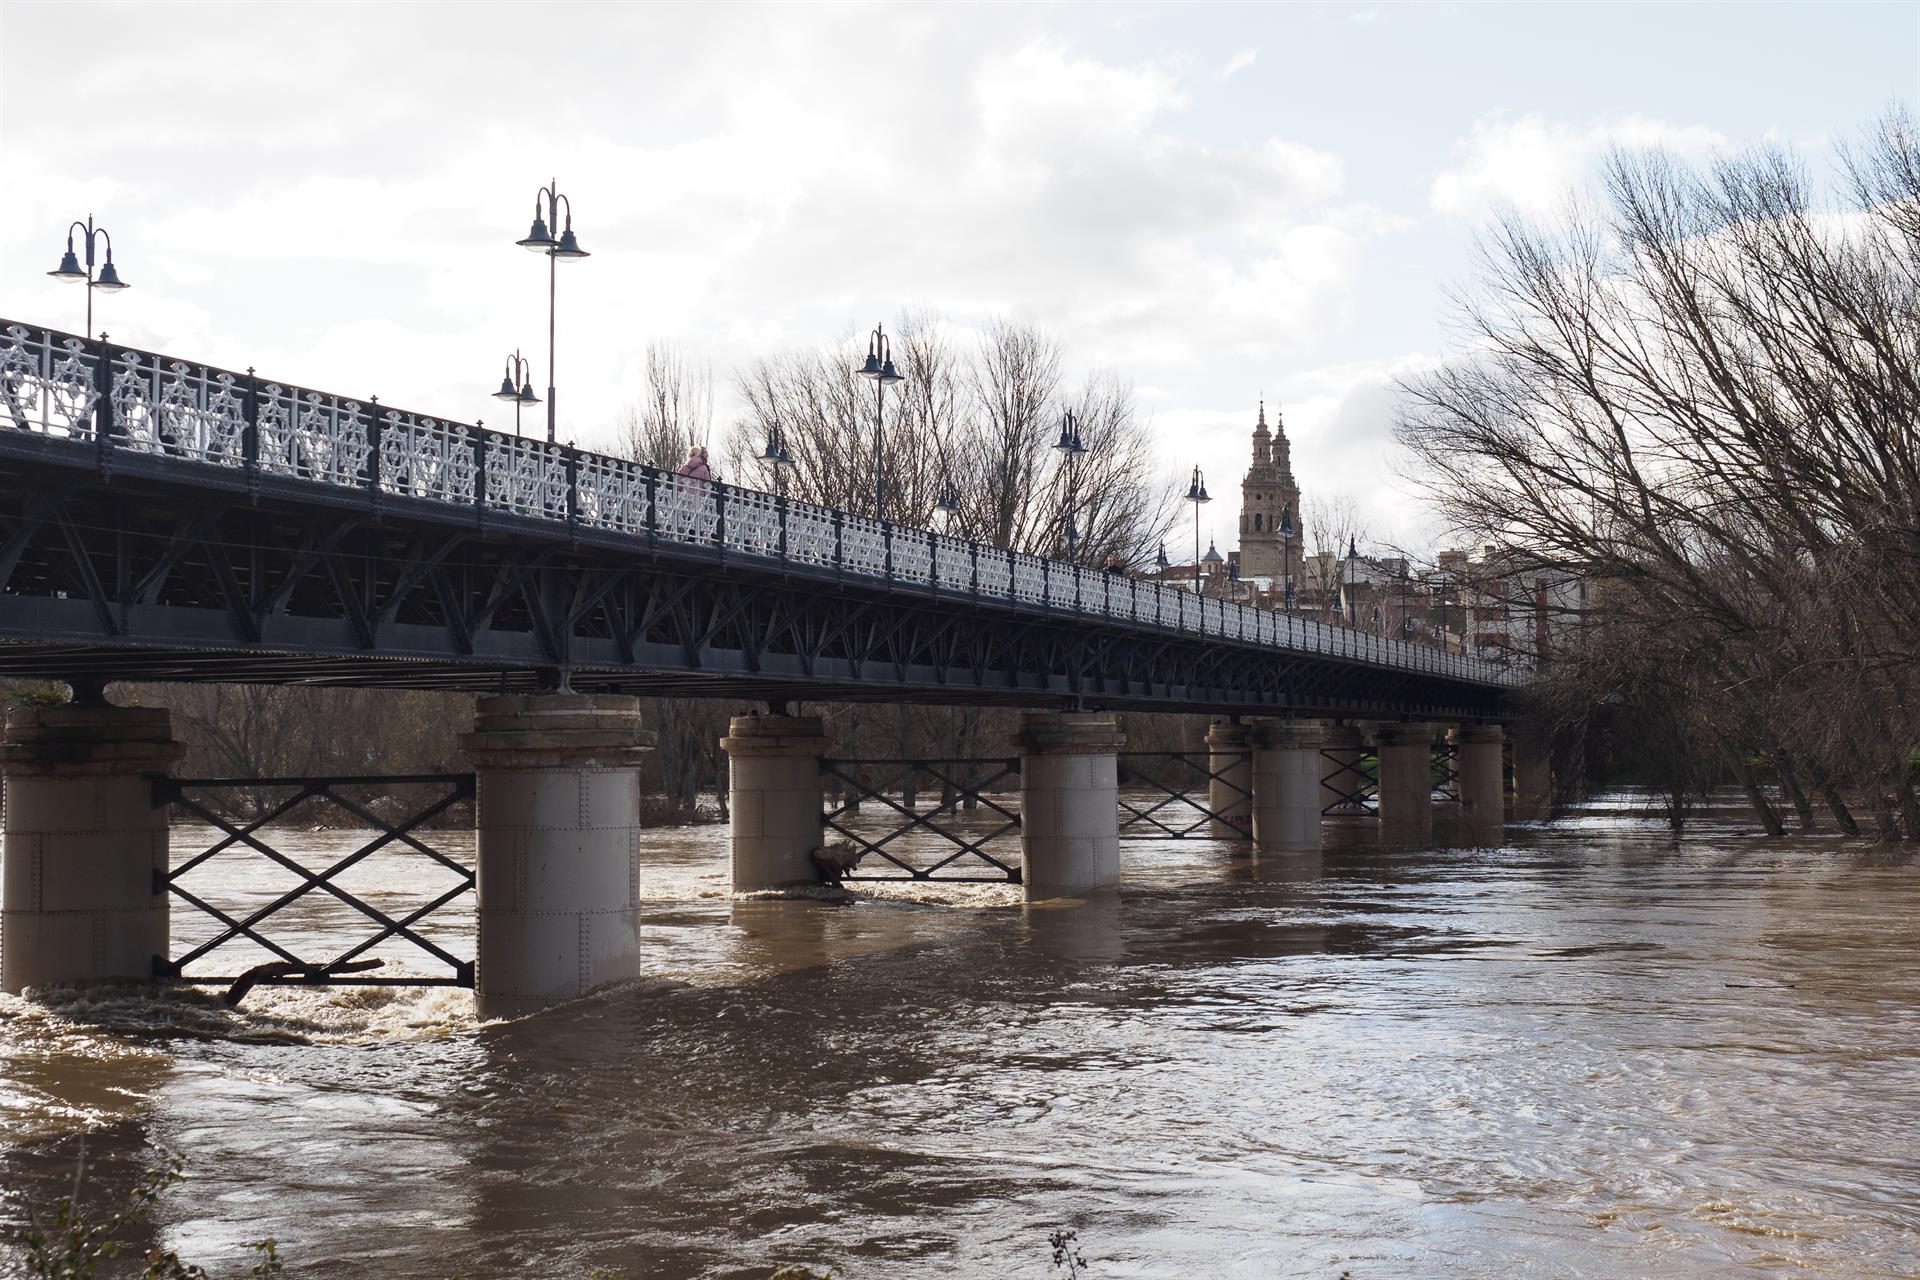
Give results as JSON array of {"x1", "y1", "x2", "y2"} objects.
[{"x1": 675, "y1": 445, "x2": 711, "y2": 483}]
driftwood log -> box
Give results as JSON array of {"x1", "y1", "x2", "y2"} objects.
[{"x1": 223, "y1": 958, "x2": 385, "y2": 1007}]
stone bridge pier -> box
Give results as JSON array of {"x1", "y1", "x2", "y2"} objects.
[
  {"x1": 1451, "y1": 723, "x2": 1506, "y2": 846},
  {"x1": 461, "y1": 694, "x2": 654, "y2": 1019},
  {"x1": 1015, "y1": 711, "x2": 1126, "y2": 898},
  {"x1": 1373, "y1": 722, "x2": 1438, "y2": 846},
  {"x1": 722, "y1": 713, "x2": 831, "y2": 893},
  {"x1": 1248, "y1": 719, "x2": 1324, "y2": 855},
  {"x1": 1, "y1": 703, "x2": 183, "y2": 993}
]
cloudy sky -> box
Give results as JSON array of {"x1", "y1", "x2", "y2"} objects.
[{"x1": 1, "y1": 1, "x2": 1912, "y2": 553}]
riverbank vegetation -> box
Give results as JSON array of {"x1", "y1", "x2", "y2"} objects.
[{"x1": 1398, "y1": 109, "x2": 1920, "y2": 838}]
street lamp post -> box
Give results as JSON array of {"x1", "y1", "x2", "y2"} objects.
[
  {"x1": 1345, "y1": 537, "x2": 1360, "y2": 626},
  {"x1": 1053, "y1": 410, "x2": 1087, "y2": 560},
  {"x1": 490, "y1": 350, "x2": 541, "y2": 438},
  {"x1": 935, "y1": 464, "x2": 960, "y2": 531},
  {"x1": 514, "y1": 181, "x2": 590, "y2": 443},
  {"x1": 1185, "y1": 466, "x2": 1211, "y2": 594},
  {"x1": 856, "y1": 323, "x2": 904, "y2": 521},
  {"x1": 1279, "y1": 506, "x2": 1294, "y2": 615},
  {"x1": 762, "y1": 415, "x2": 794, "y2": 500},
  {"x1": 47, "y1": 215, "x2": 130, "y2": 336}
]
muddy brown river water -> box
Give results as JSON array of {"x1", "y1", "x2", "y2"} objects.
[{"x1": 1, "y1": 794, "x2": 1917, "y2": 1278}]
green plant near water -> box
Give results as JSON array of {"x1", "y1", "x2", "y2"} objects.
[{"x1": 3, "y1": 1145, "x2": 285, "y2": 1280}]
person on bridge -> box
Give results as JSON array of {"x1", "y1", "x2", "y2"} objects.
[{"x1": 676, "y1": 445, "x2": 712, "y2": 484}]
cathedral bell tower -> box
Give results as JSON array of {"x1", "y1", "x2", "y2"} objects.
[{"x1": 1237, "y1": 400, "x2": 1302, "y2": 583}]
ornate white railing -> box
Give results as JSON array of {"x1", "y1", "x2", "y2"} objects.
[{"x1": 0, "y1": 320, "x2": 1527, "y2": 688}]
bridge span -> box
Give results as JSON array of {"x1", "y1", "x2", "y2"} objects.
[
  {"x1": 0, "y1": 321, "x2": 1518, "y2": 718},
  {"x1": 0, "y1": 320, "x2": 1543, "y2": 1017}
]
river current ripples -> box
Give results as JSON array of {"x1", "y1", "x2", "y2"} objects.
[{"x1": 1, "y1": 794, "x2": 1917, "y2": 1278}]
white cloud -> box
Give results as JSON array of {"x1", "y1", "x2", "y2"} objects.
[
  {"x1": 1219, "y1": 48, "x2": 1258, "y2": 79},
  {"x1": 1430, "y1": 113, "x2": 1730, "y2": 219}
]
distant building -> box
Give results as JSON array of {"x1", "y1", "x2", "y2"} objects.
[{"x1": 1236, "y1": 401, "x2": 1303, "y2": 585}]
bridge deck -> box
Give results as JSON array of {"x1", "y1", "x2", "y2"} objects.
[{"x1": 0, "y1": 321, "x2": 1523, "y2": 718}]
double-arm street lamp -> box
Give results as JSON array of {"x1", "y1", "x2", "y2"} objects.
[
  {"x1": 491, "y1": 350, "x2": 540, "y2": 438},
  {"x1": 1053, "y1": 410, "x2": 1087, "y2": 560},
  {"x1": 47, "y1": 215, "x2": 130, "y2": 336},
  {"x1": 762, "y1": 415, "x2": 794, "y2": 500},
  {"x1": 514, "y1": 181, "x2": 590, "y2": 442},
  {"x1": 1186, "y1": 466, "x2": 1211, "y2": 594},
  {"x1": 935, "y1": 464, "x2": 961, "y2": 532},
  {"x1": 856, "y1": 323, "x2": 904, "y2": 521}
]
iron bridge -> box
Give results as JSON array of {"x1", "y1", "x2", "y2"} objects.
[{"x1": 0, "y1": 321, "x2": 1524, "y2": 717}]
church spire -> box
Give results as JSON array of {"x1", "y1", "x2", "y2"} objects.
[{"x1": 1251, "y1": 397, "x2": 1272, "y2": 467}]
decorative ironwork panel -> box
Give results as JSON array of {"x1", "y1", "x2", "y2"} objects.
[
  {"x1": 656, "y1": 474, "x2": 719, "y2": 545},
  {"x1": 1011, "y1": 553, "x2": 1045, "y2": 604},
  {"x1": 1076, "y1": 566, "x2": 1105, "y2": 615},
  {"x1": 722, "y1": 484, "x2": 782, "y2": 558},
  {"x1": 1151, "y1": 583, "x2": 1175, "y2": 628},
  {"x1": 1043, "y1": 559, "x2": 1075, "y2": 609},
  {"x1": 976, "y1": 548, "x2": 1012, "y2": 599},
  {"x1": 256, "y1": 385, "x2": 370, "y2": 487},
  {"x1": 574, "y1": 451, "x2": 649, "y2": 534},
  {"x1": 379, "y1": 411, "x2": 474, "y2": 503},
  {"x1": 933, "y1": 534, "x2": 972, "y2": 590},
  {"x1": 106, "y1": 355, "x2": 247, "y2": 467},
  {"x1": 891, "y1": 528, "x2": 932, "y2": 583},
  {"x1": 839, "y1": 514, "x2": 887, "y2": 576},
  {"x1": 785, "y1": 500, "x2": 836, "y2": 566},
  {"x1": 0, "y1": 326, "x2": 100, "y2": 439},
  {"x1": 483, "y1": 436, "x2": 567, "y2": 519}
]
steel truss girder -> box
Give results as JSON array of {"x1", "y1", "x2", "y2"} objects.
[{"x1": 0, "y1": 447, "x2": 1512, "y2": 718}]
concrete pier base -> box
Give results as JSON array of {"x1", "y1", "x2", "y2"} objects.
[
  {"x1": 1451, "y1": 724, "x2": 1506, "y2": 846},
  {"x1": 1319, "y1": 723, "x2": 1367, "y2": 816},
  {"x1": 1374, "y1": 722, "x2": 1437, "y2": 846},
  {"x1": 1015, "y1": 712, "x2": 1125, "y2": 898},
  {"x1": 722, "y1": 714, "x2": 829, "y2": 892},
  {"x1": 1510, "y1": 721, "x2": 1552, "y2": 820},
  {"x1": 1, "y1": 704, "x2": 182, "y2": 993},
  {"x1": 1250, "y1": 720, "x2": 1324, "y2": 855},
  {"x1": 460, "y1": 694, "x2": 654, "y2": 1019},
  {"x1": 1203, "y1": 720, "x2": 1252, "y2": 840}
]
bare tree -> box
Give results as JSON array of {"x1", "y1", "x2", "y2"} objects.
[
  {"x1": 727, "y1": 312, "x2": 1175, "y2": 562},
  {"x1": 1396, "y1": 108, "x2": 1920, "y2": 837},
  {"x1": 618, "y1": 341, "x2": 713, "y2": 470},
  {"x1": 1302, "y1": 492, "x2": 1366, "y2": 602}
]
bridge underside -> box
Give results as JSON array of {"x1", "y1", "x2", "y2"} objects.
[{"x1": 0, "y1": 437, "x2": 1510, "y2": 720}]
